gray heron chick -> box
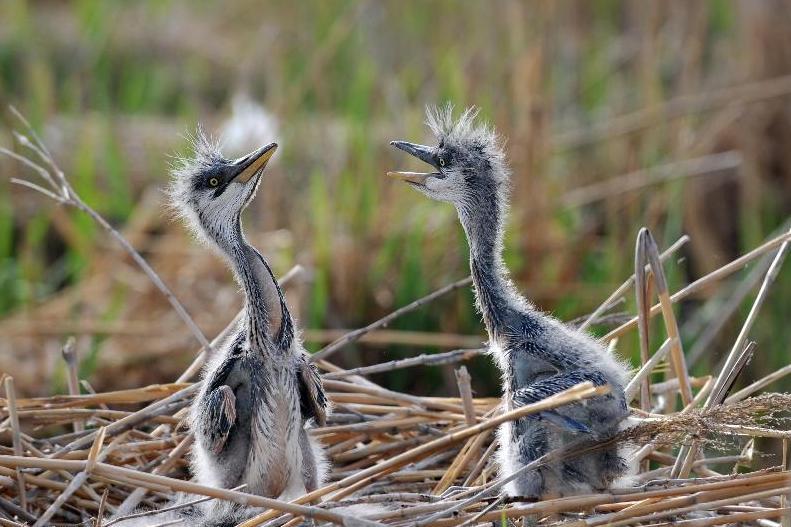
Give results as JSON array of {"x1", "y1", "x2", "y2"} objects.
[
  {"x1": 170, "y1": 132, "x2": 328, "y2": 502},
  {"x1": 388, "y1": 106, "x2": 630, "y2": 498}
]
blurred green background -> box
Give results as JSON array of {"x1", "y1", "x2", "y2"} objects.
[{"x1": 0, "y1": 0, "x2": 788, "y2": 398}]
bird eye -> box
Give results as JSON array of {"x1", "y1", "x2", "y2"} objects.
[
  {"x1": 438, "y1": 157, "x2": 446, "y2": 167},
  {"x1": 209, "y1": 177, "x2": 219, "y2": 187}
]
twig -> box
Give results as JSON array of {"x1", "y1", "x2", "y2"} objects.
[
  {"x1": 454, "y1": 367, "x2": 477, "y2": 426},
  {"x1": 3, "y1": 377, "x2": 26, "y2": 513},
  {"x1": 705, "y1": 227, "x2": 790, "y2": 407},
  {"x1": 3, "y1": 106, "x2": 214, "y2": 355},
  {"x1": 105, "y1": 484, "x2": 247, "y2": 527},
  {"x1": 310, "y1": 276, "x2": 473, "y2": 362},
  {"x1": 61, "y1": 337, "x2": 83, "y2": 433},
  {"x1": 322, "y1": 348, "x2": 484, "y2": 379}
]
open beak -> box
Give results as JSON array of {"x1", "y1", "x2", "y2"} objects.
[
  {"x1": 388, "y1": 141, "x2": 438, "y2": 186},
  {"x1": 387, "y1": 171, "x2": 432, "y2": 185},
  {"x1": 233, "y1": 142, "x2": 278, "y2": 183}
]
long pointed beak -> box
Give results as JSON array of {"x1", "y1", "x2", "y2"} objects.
[
  {"x1": 233, "y1": 142, "x2": 278, "y2": 183},
  {"x1": 390, "y1": 141, "x2": 437, "y2": 167},
  {"x1": 388, "y1": 140, "x2": 438, "y2": 185}
]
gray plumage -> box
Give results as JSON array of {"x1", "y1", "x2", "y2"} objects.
[
  {"x1": 168, "y1": 131, "x2": 328, "y2": 521},
  {"x1": 389, "y1": 106, "x2": 631, "y2": 498}
]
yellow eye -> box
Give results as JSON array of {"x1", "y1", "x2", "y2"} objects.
[
  {"x1": 439, "y1": 157, "x2": 446, "y2": 167},
  {"x1": 209, "y1": 177, "x2": 219, "y2": 187}
]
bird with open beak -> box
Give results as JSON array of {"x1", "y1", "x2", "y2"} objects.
[{"x1": 388, "y1": 106, "x2": 631, "y2": 499}]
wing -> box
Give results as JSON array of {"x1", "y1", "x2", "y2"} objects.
[
  {"x1": 512, "y1": 371, "x2": 607, "y2": 435},
  {"x1": 297, "y1": 354, "x2": 328, "y2": 426},
  {"x1": 198, "y1": 347, "x2": 242, "y2": 454},
  {"x1": 203, "y1": 385, "x2": 237, "y2": 454}
]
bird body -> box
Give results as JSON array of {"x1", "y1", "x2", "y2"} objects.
[
  {"x1": 389, "y1": 106, "x2": 631, "y2": 497},
  {"x1": 191, "y1": 334, "x2": 326, "y2": 500},
  {"x1": 170, "y1": 132, "x2": 328, "y2": 507}
]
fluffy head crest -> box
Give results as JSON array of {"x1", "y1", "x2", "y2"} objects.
[
  {"x1": 168, "y1": 126, "x2": 224, "y2": 210},
  {"x1": 425, "y1": 104, "x2": 509, "y2": 187}
]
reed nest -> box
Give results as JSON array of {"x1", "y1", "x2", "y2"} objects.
[
  {"x1": 0, "y1": 114, "x2": 790, "y2": 526},
  {"x1": 1, "y1": 350, "x2": 790, "y2": 527}
]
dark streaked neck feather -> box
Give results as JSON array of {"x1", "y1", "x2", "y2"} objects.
[
  {"x1": 214, "y1": 216, "x2": 294, "y2": 352},
  {"x1": 458, "y1": 187, "x2": 530, "y2": 339}
]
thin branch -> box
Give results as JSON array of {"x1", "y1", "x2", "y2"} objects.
[
  {"x1": 322, "y1": 348, "x2": 484, "y2": 380},
  {"x1": 2, "y1": 107, "x2": 214, "y2": 355},
  {"x1": 310, "y1": 276, "x2": 473, "y2": 362}
]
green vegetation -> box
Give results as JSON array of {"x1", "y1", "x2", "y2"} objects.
[{"x1": 1, "y1": 1, "x2": 788, "y2": 395}]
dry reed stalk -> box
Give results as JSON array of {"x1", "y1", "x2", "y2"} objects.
[
  {"x1": 454, "y1": 366, "x2": 477, "y2": 426},
  {"x1": 603, "y1": 229, "x2": 791, "y2": 342},
  {"x1": 2, "y1": 378, "x2": 25, "y2": 514},
  {"x1": 7, "y1": 383, "x2": 191, "y2": 410},
  {"x1": 706, "y1": 228, "x2": 790, "y2": 408},
  {"x1": 636, "y1": 228, "x2": 694, "y2": 408},
  {"x1": 673, "y1": 230, "x2": 788, "y2": 477},
  {"x1": 726, "y1": 364, "x2": 791, "y2": 404},
  {"x1": 114, "y1": 433, "x2": 194, "y2": 516},
  {"x1": 432, "y1": 429, "x2": 491, "y2": 495},
  {"x1": 32, "y1": 427, "x2": 107, "y2": 526},
  {"x1": 60, "y1": 337, "x2": 83, "y2": 434},
  {"x1": 0, "y1": 455, "x2": 376, "y2": 526},
  {"x1": 311, "y1": 276, "x2": 473, "y2": 362},
  {"x1": 322, "y1": 348, "x2": 484, "y2": 380}
]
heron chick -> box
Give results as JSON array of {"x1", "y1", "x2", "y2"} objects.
[
  {"x1": 388, "y1": 106, "x2": 630, "y2": 498},
  {"x1": 170, "y1": 131, "x2": 328, "y2": 503}
]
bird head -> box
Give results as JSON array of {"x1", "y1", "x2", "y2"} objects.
[
  {"x1": 388, "y1": 105, "x2": 509, "y2": 209},
  {"x1": 170, "y1": 128, "x2": 277, "y2": 244}
]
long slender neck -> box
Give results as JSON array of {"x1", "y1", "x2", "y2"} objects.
[
  {"x1": 214, "y1": 217, "x2": 294, "y2": 353},
  {"x1": 457, "y1": 190, "x2": 529, "y2": 338}
]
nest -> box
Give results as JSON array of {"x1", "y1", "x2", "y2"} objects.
[{"x1": 1, "y1": 347, "x2": 790, "y2": 526}]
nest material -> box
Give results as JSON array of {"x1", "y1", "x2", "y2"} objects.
[{"x1": 0, "y1": 366, "x2": 789, "y2": 527}]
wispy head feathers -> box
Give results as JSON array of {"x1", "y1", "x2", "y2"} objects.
[
  {"x1": 167, "y1": 127, "x2": 232, "y2": 247},
  {"x1": 425, "y1": 104, "x2": 510, "y2": 187},
  {"x1": 168, "y1": 126, "x2": 223, "y2": 211}
]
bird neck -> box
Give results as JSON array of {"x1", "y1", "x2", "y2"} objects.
[
  {"x1": 217, "y1": 216, "x2": 294, "y2": 353},
  {"x1": 457, "y1": 191, "x2": 529, "y2": 338}
]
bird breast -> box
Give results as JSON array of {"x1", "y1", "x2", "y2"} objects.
[{"x1": 246, "y1": 365, "x2": 305, "y2": 497}]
